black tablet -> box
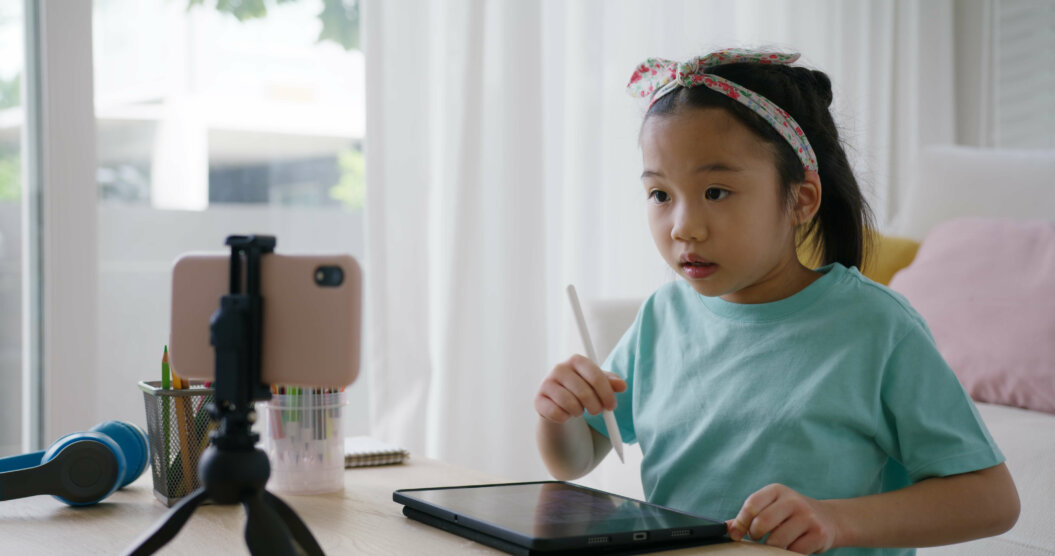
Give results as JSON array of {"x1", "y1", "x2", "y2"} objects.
[{"x1": 393, "y1": 481, "x2": 728, "y2": 555}]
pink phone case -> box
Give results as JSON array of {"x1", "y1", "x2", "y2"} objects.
[{"x1": 169, "y1": 253, "x2": 361, "y2": 387}]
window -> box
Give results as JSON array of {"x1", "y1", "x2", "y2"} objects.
[
  {"x1": 94, "y1": 0, "x2": 365, "y2": 210},
  {"x1": 92, "y1": 0, "x2": 368, "y2": 433},
  {"x1": 2, "y1": 0, "x2": 366, "y2": 454}
]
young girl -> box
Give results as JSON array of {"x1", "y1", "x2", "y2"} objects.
[{"x1": 535, "y1": 49, "x2": 1019, "y2": 555}]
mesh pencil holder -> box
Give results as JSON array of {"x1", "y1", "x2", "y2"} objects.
[{"x1": 138, "y1": 380, "x2": 217, "y2": 507}]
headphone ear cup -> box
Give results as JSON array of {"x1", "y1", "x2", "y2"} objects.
[
  {"x1": 40, "y1": 432, "x2": 124, "y2": 506},
  {"x1": 0, "y1": 421, "x2": 147, "y2": 506},
  {"x1": 90, "y1": 420, "x2": 149, "y2": 488}
]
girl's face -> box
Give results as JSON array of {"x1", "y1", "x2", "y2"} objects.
[{"x1": 640, "y1": 107, "x2": 817, "y2": 304}]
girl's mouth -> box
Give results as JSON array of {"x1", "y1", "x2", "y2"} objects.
[{"x1": 681, "y1": 261, "x2": 718, "y2": 279}]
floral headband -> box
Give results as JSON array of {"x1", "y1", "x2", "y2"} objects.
[{"x1": 627, "y1": 49, "x2": 818, "y2": 172}]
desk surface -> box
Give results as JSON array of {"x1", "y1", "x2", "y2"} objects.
[{"x1": 0, "y1": 457, "x2": 790, "y2": 554}]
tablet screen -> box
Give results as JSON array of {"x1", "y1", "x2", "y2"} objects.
[{"x1": 397, "y1": 481, "x2": 721, "y2": 540}]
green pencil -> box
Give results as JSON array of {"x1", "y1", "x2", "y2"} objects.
[
  {"x1": 161, "y1": 346, "x2": 172, "y2": 491},
  {"x1": 162, "y1": 345, "x2": 171, "y2": 390}
]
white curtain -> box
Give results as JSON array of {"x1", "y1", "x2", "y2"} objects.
[
  {"x1": 953, "y1": 0, "x2": 996, "y2": 148},
  {"x1": 362, "y1": 0, "x2": 963, "y2": 482}
]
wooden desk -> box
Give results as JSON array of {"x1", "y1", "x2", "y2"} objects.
[{"x1": 0, "y1": 458, "x2": 789, "y2": 554}]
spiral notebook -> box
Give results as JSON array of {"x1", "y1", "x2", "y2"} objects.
[{"x1": 344, "y1": 436, "x2": 410, "y2": 467}]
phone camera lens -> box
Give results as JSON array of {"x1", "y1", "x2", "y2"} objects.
[{"x1": 314, "y1": 266, "x2": 344, "y2": 287}]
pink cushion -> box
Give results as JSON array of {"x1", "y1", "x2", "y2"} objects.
[{"x1": 889, "y1": 218, "x2": 1055, "y2": 414}]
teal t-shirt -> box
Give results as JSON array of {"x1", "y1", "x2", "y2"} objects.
[{"x1": 584, "y1": 263, "x2": 1004, "y2": 556}]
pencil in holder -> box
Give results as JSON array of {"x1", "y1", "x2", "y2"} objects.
[
  {"x1": 138, "y1": 380, "x2": 217, "y2": 507},
  {"x1": 261, "y1": 389, "x2": 347, "y2": 495}
]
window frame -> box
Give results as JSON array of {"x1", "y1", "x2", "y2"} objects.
[{"x1": 23, "y1": 0, "x2": 99, "y2": 448}]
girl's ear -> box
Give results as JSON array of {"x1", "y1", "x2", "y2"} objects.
[{"x1": 792, "y1": 170, "x2": 822, "y2": 226}]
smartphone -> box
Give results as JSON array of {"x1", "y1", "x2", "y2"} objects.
[{"x1": 169, "y1": 253, "x2": 361, "y2": 387}]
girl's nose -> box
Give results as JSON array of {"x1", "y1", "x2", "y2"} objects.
[{"x1": 671, "y1": 205, "x2": 707, "y2": 242}]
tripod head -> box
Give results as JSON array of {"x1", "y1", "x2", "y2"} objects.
[
  {"x1": 207, "y1": 234, "x2": 275, "y2": 452},
  {"x1": 215, "y1": 234, "x2": 275, "y2": 405}
]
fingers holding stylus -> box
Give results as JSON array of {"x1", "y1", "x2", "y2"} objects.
[
  {"x1": 535, "y1": 355, "x2": 627, "y2": 424},
  {"x1": 568, "y1": 354, "x2": 627, "y2": 411}
]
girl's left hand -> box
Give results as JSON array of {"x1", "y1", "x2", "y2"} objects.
[{"x1": 726, "y1": 483, "x2": 841, "y2": 554}]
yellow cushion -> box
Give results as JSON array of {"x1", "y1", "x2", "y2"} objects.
[
  {"x1": 797, "y1": 232, "x2": 920, "y2": 286},
  {"x1": 861, "y1": 235, "x2": 921, "y2": 285}
]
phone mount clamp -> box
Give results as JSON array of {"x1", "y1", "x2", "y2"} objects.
[{"x1": 126, "y1": 235, "x2": 325, "y2": 556}]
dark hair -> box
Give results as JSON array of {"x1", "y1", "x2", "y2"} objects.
[{"x1": 645, "y1": 62, "x2": 873, "y2": 269}]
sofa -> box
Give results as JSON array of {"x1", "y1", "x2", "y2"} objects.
[{"x1": 573, "y1": 146, "x2": 1055, "y2": 555}]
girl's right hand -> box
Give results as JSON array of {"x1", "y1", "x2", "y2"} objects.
[{"x1": 535, "y1": 354, "x2": 627, "y2": 424}]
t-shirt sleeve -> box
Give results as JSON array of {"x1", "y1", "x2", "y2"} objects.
[
  {"x1": 583, "y1": 308, "x2": 640, "y2": 445},
  {"x1": 873, "y1": 321, "x2": 1005, "y2": 481}
]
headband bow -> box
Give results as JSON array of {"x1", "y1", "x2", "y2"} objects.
[{"x1": 627, "y1": 49, "x2": 818, "y2": 172}]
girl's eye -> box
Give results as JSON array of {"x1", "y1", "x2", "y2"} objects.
[
  {"x1": 648, "y1": 190, "x2": 670, "y2": 203},
  {"x1": 704, "y1": 187, "x2": 729, "y2": 201}
]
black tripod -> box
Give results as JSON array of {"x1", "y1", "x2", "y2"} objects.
[{"x1": 126, "y1": 235, "x2": 324, "y2": 556}]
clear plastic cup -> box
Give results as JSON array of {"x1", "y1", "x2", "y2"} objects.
[{"x1": 260, "y1": 390, "x2": 346, "y2": 495}]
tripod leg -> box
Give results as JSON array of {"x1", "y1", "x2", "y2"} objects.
[
  {"x1": 244, "y1": 492, "x2": 298, "y2": 556},
  {"x1": 264, "y1": 491, "x2": 326, "y2": 556},
  {"x1": 123, "y1": 488, "x2": 210, "y2": 556}
]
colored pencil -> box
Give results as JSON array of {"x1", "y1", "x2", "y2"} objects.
[
  {"x1": 161, "y1": 346, "x2": 172, "y2": 490},
  {"x1": 171, "y1": 368, "x2": 195, "y2": 494}
]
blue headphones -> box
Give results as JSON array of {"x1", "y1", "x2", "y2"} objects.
[{"x1": 0, "y1": 420, "x2": 148, "y2": 506}]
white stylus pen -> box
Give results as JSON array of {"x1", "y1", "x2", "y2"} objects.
[{"x1": 566, "y1": 284, "x2": 625, "y2": 463}]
